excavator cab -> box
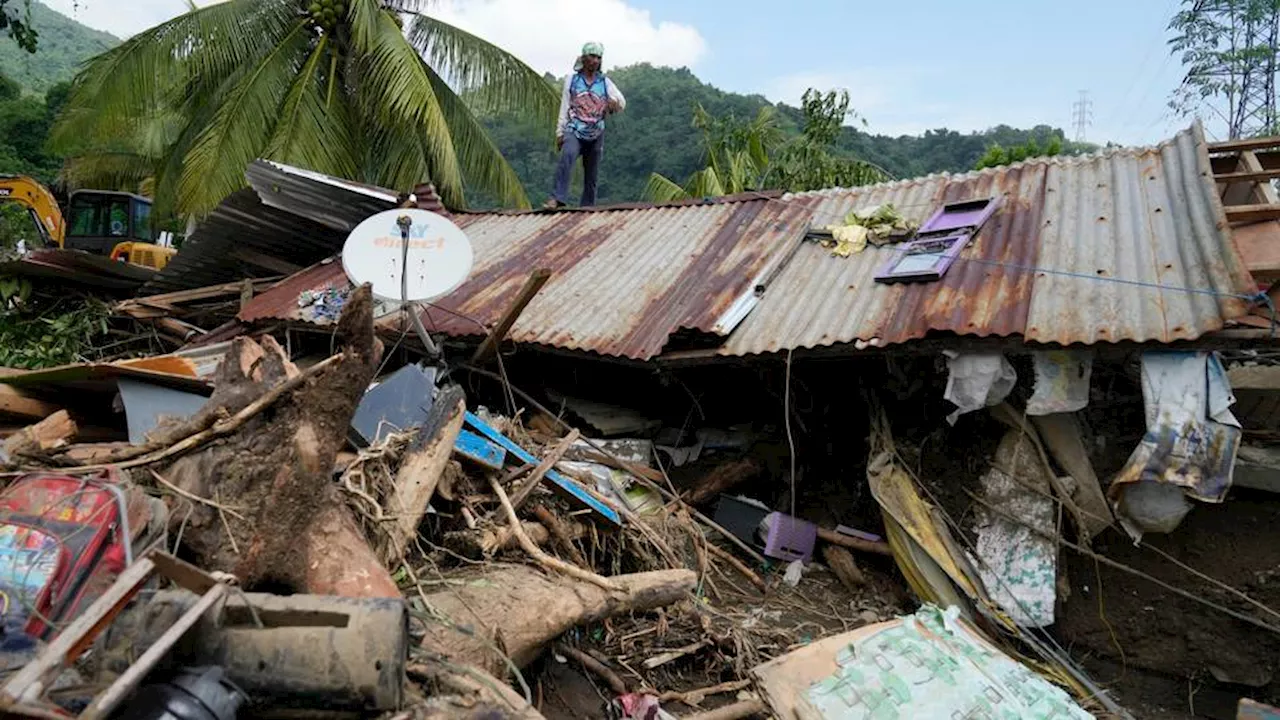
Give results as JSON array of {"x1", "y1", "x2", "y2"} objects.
[
  {"x1": 65, "y1": 190, "x2": 152, "y2": 255},
  {"x1": 65, "y1": 190, "x2": 176, "y2": 270}
]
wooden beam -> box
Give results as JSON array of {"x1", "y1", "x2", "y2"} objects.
[
  {"x1": 117, "y1": 278, "x2": 280, "y2": 310},
  {"x1": 230, "y1": 248, "x2": 302, "y2": 276},
  {"x1": 1209, "y1": 136, "x2": 1280, "y2": 154},
  {"x1": 470, "y1": 268, "x2": 551, "y2": 365},
  {"x1": 1216, "y1": 169, "x2": 1280, "y2": 183},
  {"x1": 1226, "y1": 203, "x2": 1280, "y2": 223},
  {"x1": 0, "y1": 385, "x2": 61, "y2": 421}
]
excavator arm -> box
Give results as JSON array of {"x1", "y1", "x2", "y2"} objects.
[{"x1": 0, "y1": 175, "x2": 65, "y2": 248}]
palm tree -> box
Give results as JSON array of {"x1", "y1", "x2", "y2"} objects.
[
  {"x1": 645, "y1": 90, "x2": 892, "y2": 203},
  {"x1": 644, "y1": 104, "x2": 781, "y2": 203},
  {"x1": 50, "y1": 0, "x2": 556, "y2": 216}
]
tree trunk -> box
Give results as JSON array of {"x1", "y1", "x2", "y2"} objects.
[
  {"x1": 419, "y1": 566, "x2": 695, "y2": 674},
  {"x1": 161, "y1": 285, "x2": 392, "y2": 596}
]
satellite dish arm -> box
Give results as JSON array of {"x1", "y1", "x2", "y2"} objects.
[{"x1": 396, "y1": 214, "x2": 440, "y2": 357}]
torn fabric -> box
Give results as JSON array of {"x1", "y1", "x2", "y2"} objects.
[
  {"x1": 971, "y1": 430, "x2": 1058, "y2": 627},
  {"x1": 1026, "y1": 350, "x2": 1093, "y2": 415},
  {"x1": 1112, "y1": 351, "x2": 1241, "y2": 510},
  {"x1": 942, "y1": 352, "x2": 1016, "y2": 424}
]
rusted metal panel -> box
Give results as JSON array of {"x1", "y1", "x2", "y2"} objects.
[
  {"x1": 719, "y1": 123, "x2": 1254, "y2": 356},
  {"x1": 225, "y1": 124, "x2": 1256, "y2": 360}
]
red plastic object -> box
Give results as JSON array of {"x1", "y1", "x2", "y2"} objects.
[
  {"x1": 0, "y1": 471, "x2": 130, "y2": 639},
  {"x1": 763, "y1": 512, "x2": 817, "y2": 563}
]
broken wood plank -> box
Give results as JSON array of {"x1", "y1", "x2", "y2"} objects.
[
  {"x1": 464, "y1": 412, "x2": 619, "y2": 525},
  {"x1": 384, "y1": 385, "x2": 467, "y2": 566},
  {"x1": 509, "y1": 429, "x2": 580, "y2": 511},
  {"x1": 1031, "y1": 413, "x2": 1114, "y2": 540},
  {"x1": 0, "y1": 385, "x2": 61, "y2": 421},
  {"x1": 453, "y1": 428, "x2": 506, "y2": 471},
  {"x1": 822, "y1": 545, "x2": 867, "y2": 591},
  {"x1": 3, "y1": 410, "x2": 76, "y2": 461},
  {"x1": 471, "y1": 268, "x2": 551, "y2": 365}
]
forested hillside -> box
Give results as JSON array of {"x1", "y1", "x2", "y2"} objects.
[
  {"x1": 0, "y1": 2, "x2": 116, "y2": 95},
  {"x1": 480, "y1": 64, "x2": 1095, "y2": 207}
]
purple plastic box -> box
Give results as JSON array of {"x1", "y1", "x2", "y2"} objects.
[{"x1": 763, "y1": 512, "x2": 818, "y2": 562}]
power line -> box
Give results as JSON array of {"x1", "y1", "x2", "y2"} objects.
[{"x1": 1072, "y1": 90, "x2": 1094, "y2": 142}]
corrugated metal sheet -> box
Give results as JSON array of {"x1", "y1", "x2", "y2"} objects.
[
  {"x1": 719, "y1": 123, "x2": 1255, "y2": 355},
  {"x1": 141, "y1": 161, "x2": 447, "y2": 296},
  {"x1": 141, "y1": 189, "x2": 349, "y2": 295},
  {"x1": 235, "y1": 123, "x2": 1258, "y2": 360}
]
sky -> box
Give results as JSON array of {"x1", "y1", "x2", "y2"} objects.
[{"x1": 41, "y1": 0, "x2": 1194, "y2": 146}]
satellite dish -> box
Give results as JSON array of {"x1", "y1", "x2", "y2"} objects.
[{"x1": 341, "y1": 209, "x2": 474, "y2": 303}]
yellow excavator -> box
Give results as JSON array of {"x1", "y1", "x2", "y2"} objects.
[{"x1": 0, "y1": 175, "x2": 176, "y2": 270}]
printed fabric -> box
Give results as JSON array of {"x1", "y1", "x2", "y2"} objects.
[{"x1": 567, "y1": 72, "x2": 609, "y2": 140}]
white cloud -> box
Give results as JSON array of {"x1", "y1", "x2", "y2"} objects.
[
  {"x1": 38, "y1": 0, "x2": 707, "y2": 75},
  {"x1": 40, "y1": 0, "x2": 190, "y2": 38},
  {"x1": 430, "y1": 0, "x2": 707, "y2": 74}
]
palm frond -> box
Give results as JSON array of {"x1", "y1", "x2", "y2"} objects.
[
  {"x1": 60, "y1": 152, "x2": 157, "y2": 193},
  {"x1": 422, "y1": 64, "x2": 529, "y2": 208},
  {"x1": 685, "y1": 167, "x2": 725, "y2": 198},
  {"x1": 51, "y1": 1, "x2": 294, "y2": 151},
  {"x1": 405, "y1": 14, "x2": 557, "y2": 122},
  {"x1": 349, "y1": 0, "x2": 463, "y2": 197},
  {"x1": 264, "y1": 36, "x2": 361, "y2": 180},
  {"x1": 643, "y1": 173, "x2": 690, "y2": 203},
  {"x1": 177, "y1": 19, "x2": 313, "y2": 214}
]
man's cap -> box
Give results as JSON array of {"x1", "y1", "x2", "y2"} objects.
[{"x1": 582, "y1": 41, "x2": 604, "y2": 57}]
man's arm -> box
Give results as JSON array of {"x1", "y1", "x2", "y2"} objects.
[
  {"x1": 606, "y1": 78, "x2": 626, "y2": 112},
  {"x1": 556, "y1": 76, "x2": 572, "y2": 138}
]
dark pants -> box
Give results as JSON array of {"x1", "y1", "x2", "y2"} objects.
[{"x1": 553, "y1": 133, "x2": 604, "y2": 206}]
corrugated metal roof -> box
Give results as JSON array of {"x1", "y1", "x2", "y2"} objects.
[
  {"x1": 719, "y1": 123, "x2": 1254, "y2": 355},
  {"x1": 141, "y1": 189, "x2": 349, "y2": 295},
  {"x1": 236, "y1": 123, "x2": 1258, "y2": 360},
  {"x1": 140, "y1": 161, "x2": 447, "y2": 296}
]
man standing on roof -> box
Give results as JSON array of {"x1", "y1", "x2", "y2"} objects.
[{"x1": 544, "y1": 42, "x2": 625, "y2": 209}]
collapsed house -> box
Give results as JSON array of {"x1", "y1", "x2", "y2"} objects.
[{"x1": 1, "y1": 123, "x2": 1279, "y2": 718}]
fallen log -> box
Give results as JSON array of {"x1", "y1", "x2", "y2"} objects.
[
  {"x1": 419, "y1": 565, "x2": 696, "y2": 674},
  {"x1": 2, "y1": 410, "x2": 76, "y2": 462},
  {"x1": 159, "y1": 285, "x2": 394, "y2": 596}
]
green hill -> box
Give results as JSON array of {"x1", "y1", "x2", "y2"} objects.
[
  {"x1": 479, "y1": 64, "x2": 1095, "y2": 207},
  {"x1": 0, "y1": 1, "x2": 117, "y2": 96}
]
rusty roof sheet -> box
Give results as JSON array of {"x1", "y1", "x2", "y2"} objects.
[
  {"x1": 236, "y1": 124, "x2": 1258, "y2": 360},
  {"x1": 718, "y1": 123, "x2": 1255, "y2": 355}
]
